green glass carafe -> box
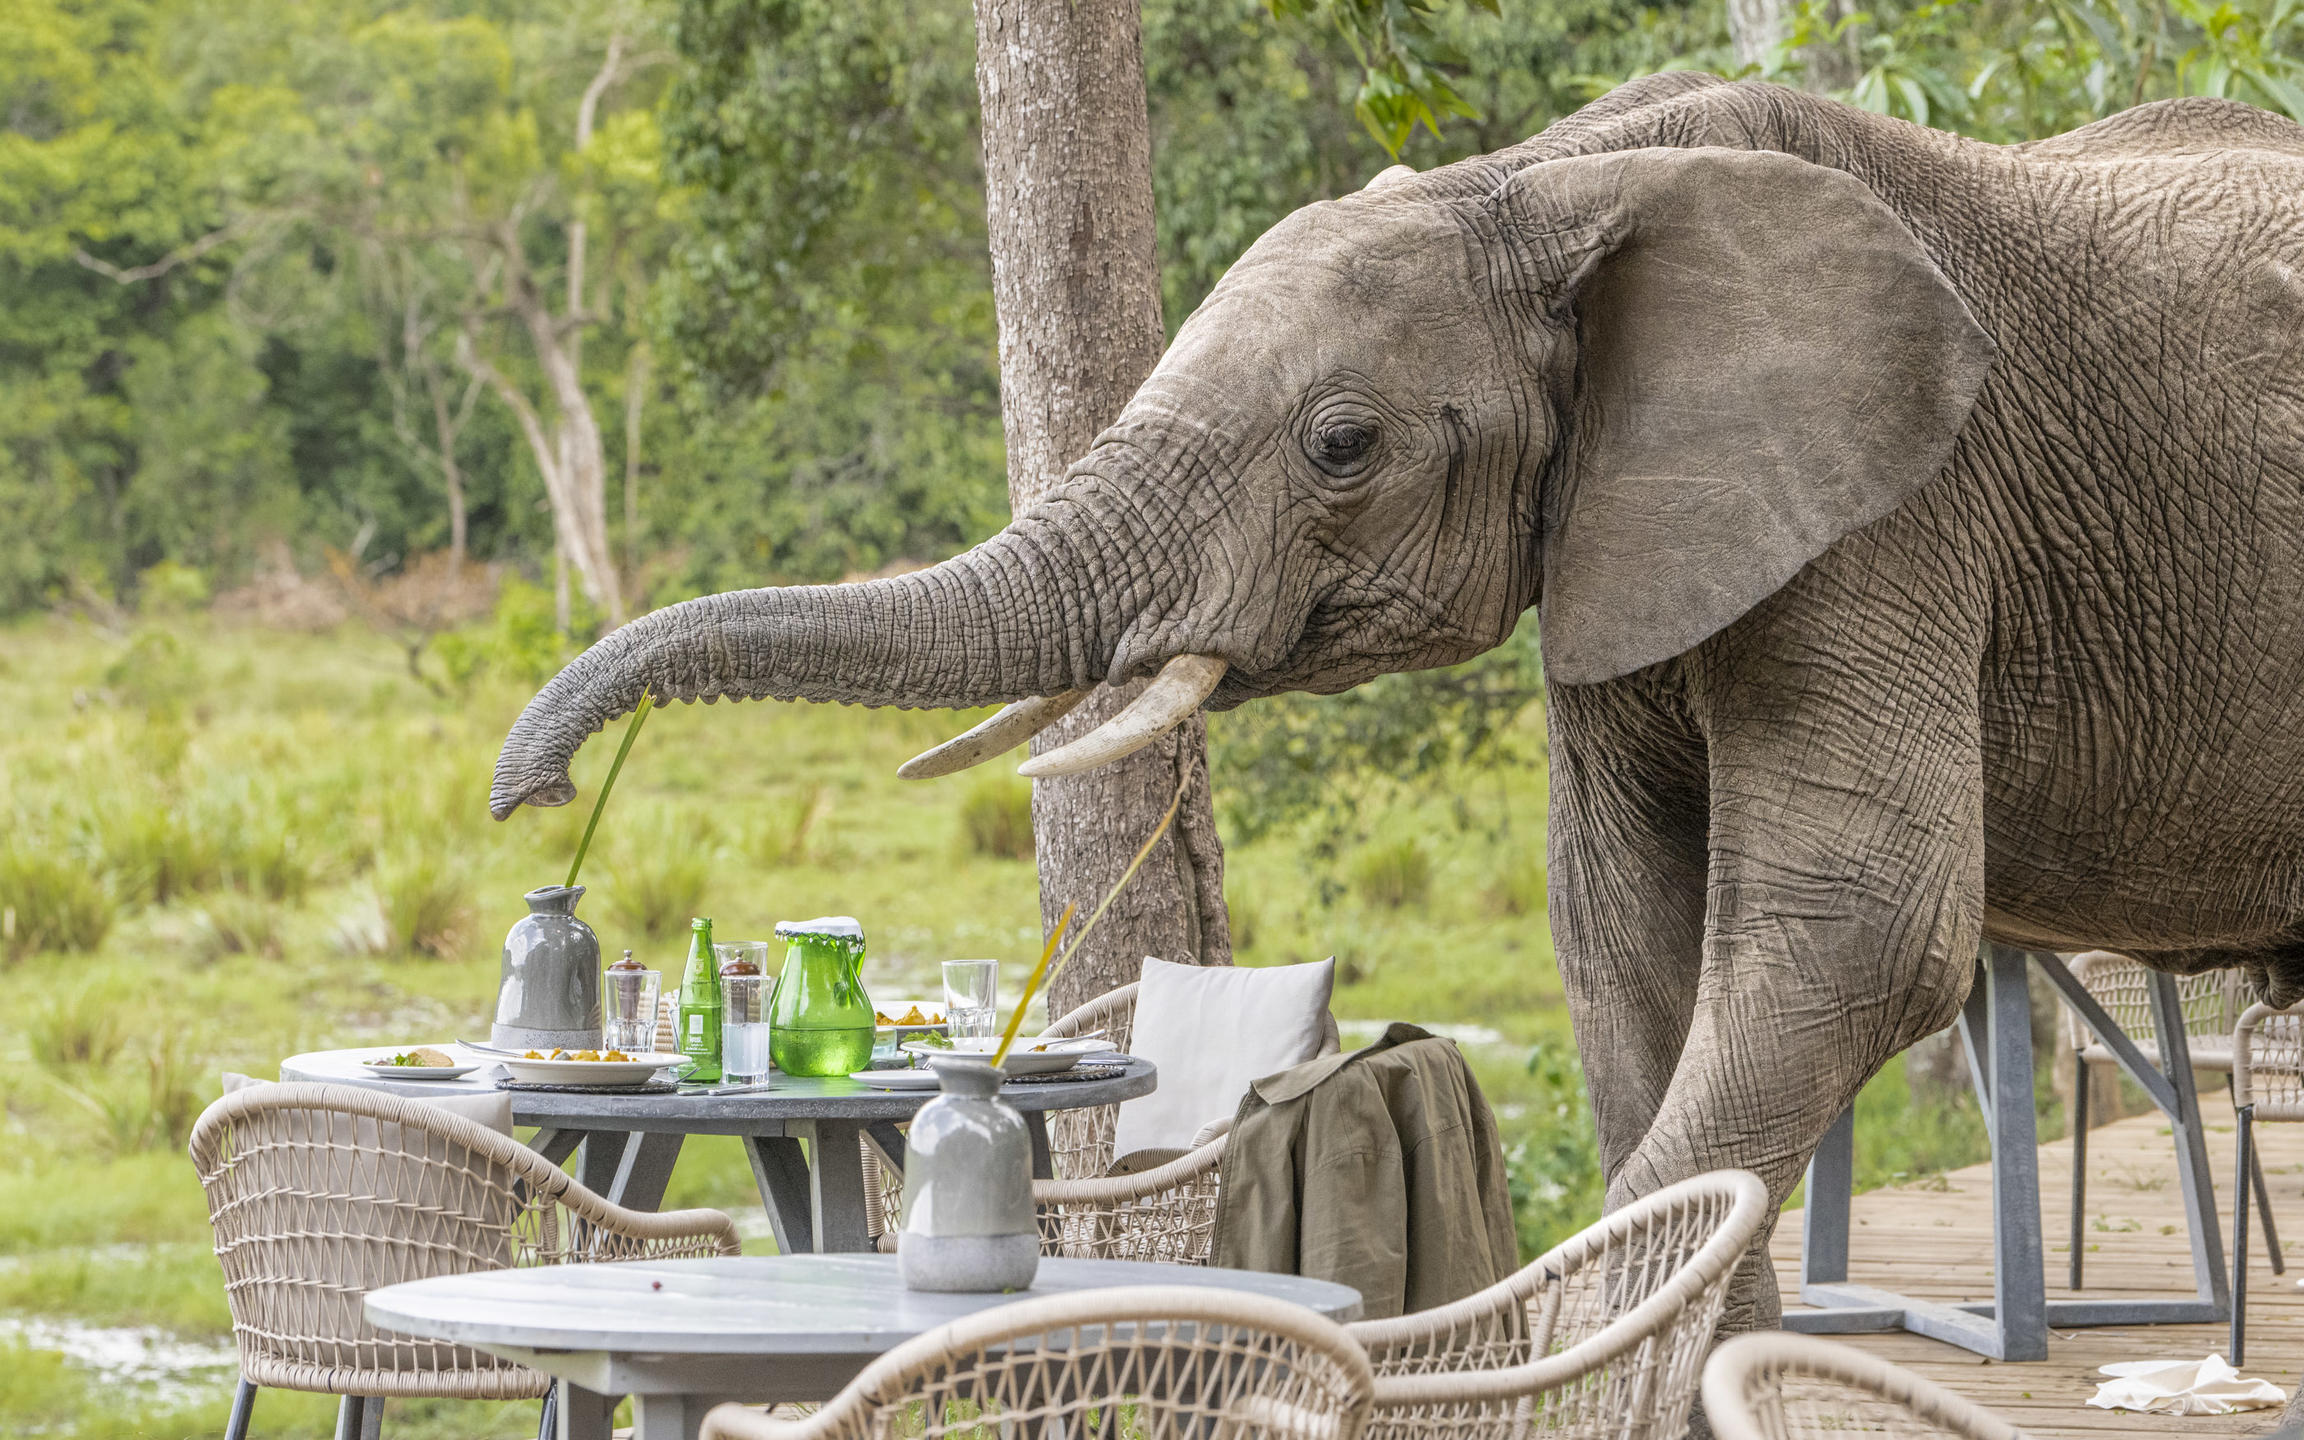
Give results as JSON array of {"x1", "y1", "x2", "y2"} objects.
[{"x1": 769, "y1": 916, "x2": 875, "y2": 1077}]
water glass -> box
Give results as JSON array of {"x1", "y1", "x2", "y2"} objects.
[
  {"x1": 722, "y1": 968, "x2": 773, "y2": 1085},
  {"x1": 943, "y1": 959, "x2": 999, "y2": 1042},
  {"x1": 602, "y1": 967, "x2": 661, "y2": 1053}
]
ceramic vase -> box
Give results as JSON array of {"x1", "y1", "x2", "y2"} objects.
[
  {"x1": 899, "y1": 1057, "x2": 1039, "y2": 1292},
  {"x1": 492, "y1": 885, "x2": 603, "y2": 1050}
]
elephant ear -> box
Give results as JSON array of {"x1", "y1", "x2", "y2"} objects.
[{"x1": 1502, "y1": 146, "x2": 1995, "y2": 686}]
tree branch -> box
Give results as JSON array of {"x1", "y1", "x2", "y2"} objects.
[{"x1": 73, "y1": 220, "x2": 249, "y2": 284}]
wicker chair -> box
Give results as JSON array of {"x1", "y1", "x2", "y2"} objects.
[
  {"x1": 2060, "y1": 950, "x2": 2279, "y2": 1288},
  {"x1": 698, "y1": 1285, "x2": 1376, "y2": 1440},
  {"x1": 1346, "y1": 1169, "x2": 1769, "y2": 1440},
  {"x1": 2228, "y1": 1000, "x2": 2304, "y2": 1362},
  {"x1": 190, "y1": 1082, "x2": 739, "y2": 1440},
  {"x1": 1700, "y1": 1333, "x2": 2025, "y2": 1439}
]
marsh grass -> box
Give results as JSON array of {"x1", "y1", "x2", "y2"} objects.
[
  {"x1": 958, "y1": 776, "x2": 1033, "y2": 860},
  {"x1": 27, "y1": 987, "x2": 130, "y2": 1070},
  {"x1": 0, "y1": 847, "x2": 113, "y2": 958},
  {"x1": 378, "y1": 854, "x2": 477, "y2": 958},
  {"x1": 605, "y1": 814, "x2": 713, "y2": 938},
  {"x1": 1350, "y1": 837, "x2": 1433, "y2": 909}
]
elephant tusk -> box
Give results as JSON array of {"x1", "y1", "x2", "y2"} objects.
[
  {"x1": 1016, "y1": 655, "x2": 1228, "y2": 780},
  {"x1": 897, "y1": 691, "x2": 1091, "y2": 780}
]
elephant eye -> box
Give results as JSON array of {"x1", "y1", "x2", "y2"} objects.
[{"x1": 1308, "y1": 421, "x2": 1378, "y2": 477}]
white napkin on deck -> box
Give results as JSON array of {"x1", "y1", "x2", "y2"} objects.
[{"x1": 2086, "y1": 1355, "x2": 2285, "y2": 1414}]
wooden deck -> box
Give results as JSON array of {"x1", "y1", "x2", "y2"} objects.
[{"x1": 1774, "y1": 1108, "x2": 2304, "y2": 1436}]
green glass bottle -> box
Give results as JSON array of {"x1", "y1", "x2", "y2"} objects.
[{"x1": 677, "y1": 917, "x2": 722, "y2": 1082}]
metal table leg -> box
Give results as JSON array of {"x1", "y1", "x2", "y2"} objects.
[
  {"x1": 1786, "y1": 945, "x2": 2228, "y2": 1358},
  {"x1": 557, "y1": 1383, "x2": 617, "y2": 1440}
]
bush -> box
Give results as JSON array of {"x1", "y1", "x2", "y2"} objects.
[
  {"x1": 435, "y1": 577, "x2": 590, "y2": 689},
  {"x1": 378, "y1": 854, "x2": 476, "y2": 958},
  {"x1": 959, "y1": 777, "x2": 1034, "y2": 860},
  {"x1": 1350, "y1": 838, "x2": 1432, "y2": 910},
  {"x1": 0, "y1": 848, "x2": 114, "y2": 959},
  {"x1": 1504, "y1": 1042, "x2": 1606, "y2": 1258}
]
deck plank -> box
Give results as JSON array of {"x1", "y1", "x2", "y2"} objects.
[{"x1": 1772, "y1": 1108, "x2": 2304, "y2": 1437}]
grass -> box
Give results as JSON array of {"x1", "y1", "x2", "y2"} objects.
[{"x1": 0, "y1": 609, "x2": 2011, "y2": 1438}]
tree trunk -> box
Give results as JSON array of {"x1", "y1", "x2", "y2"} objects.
[
  {"x1": 970, "y1": 0, "x2": 1232, "y2": 1020},
  {"x1": 1727, "y1": 0, "x2": 1861, "y2": 91}
]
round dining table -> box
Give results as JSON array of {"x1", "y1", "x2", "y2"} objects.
[
  {"x1": 280, "y1": 1047, "x2": 1155, "y2": 1253},
  {"x1": 366, "y1": 1254, "x2": 1363, "y2": 1440}
]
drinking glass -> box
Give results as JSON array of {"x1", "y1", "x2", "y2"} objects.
[
  {"x1": 943, "y1": 959, "x2": 999, "y2": 1042},
  {"x1": 602, "y1": 967, "x2": 661, "y2": 1053},
  {"x1": 716, "y1": 941, "x2": 776, "y2": 1084}
]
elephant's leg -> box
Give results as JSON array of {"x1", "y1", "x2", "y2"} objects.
[
  {"x1": 1546, "y1": 678, "x2": 1712, "y2": 1181},
  {"x1": 1611, "y1": 657, "x2": 1986, "y2": 1332}
]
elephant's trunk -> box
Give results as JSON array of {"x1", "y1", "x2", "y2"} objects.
[{"x1": 489, "y1": 518, "x2": 1131, "y2": 819}]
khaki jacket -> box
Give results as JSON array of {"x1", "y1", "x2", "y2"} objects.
[{"x1": 1210, "y1": 1022, "x2": 1519, "y2": 1320}]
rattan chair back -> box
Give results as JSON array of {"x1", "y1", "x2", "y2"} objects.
[
  {"x1": 1349, "y1": 1169, "x2": 1770, "y2": 1440},
  {"x1": 1700, "y1": 1333, "x2": 2024, "y2": 1438},
  {"x1": 2062, "y1": 950, "x2": 2239, "y2": 1067},
  {"x1": 189, "y1": 1082, "x2": 738, "y2": 1399},
  {"x1": 700, "y1": 1284, "x2": 1375, "y2": 1440}
]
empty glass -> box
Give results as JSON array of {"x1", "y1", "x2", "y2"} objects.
[
  {"x1": 718, "y1": 942, "x2": 774, "y2": 1085},
  {"x1": 601, "y1": 962, "x2": 661, "y2": 1053},
  {"x1": 943, "y1": 959, "x2": 999, "y2": 1042}
]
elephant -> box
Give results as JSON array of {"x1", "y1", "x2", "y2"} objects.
[{"x1": 492, "y1": 74, "x2": 2304, "y2": 1332}]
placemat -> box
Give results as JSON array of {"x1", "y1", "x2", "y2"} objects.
[
  {"x1": 1006, "y1": 1063, "x2": 1128, "y2": 1086},
  {"x1": 496, "y1": 1078, "x2": 681, "y2": 1096}
]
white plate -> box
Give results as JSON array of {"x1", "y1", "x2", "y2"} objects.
[
  {"x1": 901, "y1": 1038, "x2": 1094, "y2": 1076},
  {"x1": 360, "y1": 1061, "x2": 481, "y2": 1080},
  {"x1": 850, "y1": 1068, "x2": 943, "y2": 1090},
  {"x1": 498, "y1": 1052, "x2": 689, "y2": 1086}
]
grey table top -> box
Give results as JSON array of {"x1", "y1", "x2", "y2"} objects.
[
  {"x1": 364, "y1": 1254, "x2": 1364, "y2": 1354},
  {"x1": 280, "y1": 1046, "x2": 1155, "y2": 1132}
]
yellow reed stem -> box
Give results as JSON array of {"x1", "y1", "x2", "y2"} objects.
[{"x1": 992, "y1": 771, "x2": 1191, "y2": 1065}]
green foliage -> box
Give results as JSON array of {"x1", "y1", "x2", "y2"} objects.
[
  {"x1": 435, "y1": 578, "x2": 589, "y2": 688},
  {"x1": 1772, "y1": 0, "x2": 2304, "y2": 138},
  {"x1": 1506, "y1": 1041, "x2": 1606, "y2": 1256},
  {"x1": 1266, "y1": 0, "x2": 1503, "y2": 155},
  {"x1": 958, "y1": 776, "x2": 1034, "y2": 861},
  {"x1": 1210, "y1": 615, "x2": 1542, "y2": 844}
]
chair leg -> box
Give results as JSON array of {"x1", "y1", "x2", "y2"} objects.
[
  {"x1": 2251, "y1": 1135, "x2": 2285, "y2": 1275},
  {"x1": 2070, "y1": 1056, "x2": 2091, "y2": 1290},
  {"x1": 2233, "y1": 1104, "x2": 2254, "y2": 1366},
  {"x1": 536, "y1": 1383, "x2": 559, "y2": 1440},
  {"x1": 224, "y1": 1379, "x2": 257, "y2": 1440}
]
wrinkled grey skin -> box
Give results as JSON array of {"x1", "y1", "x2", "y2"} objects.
[{"x1": 495, "y1": 76, "x2": 2304, "y2": 1330}]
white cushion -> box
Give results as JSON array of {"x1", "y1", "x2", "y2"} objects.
[{"x1": 1112, "y1": 957, "x2": 1335, "y2": 1158}]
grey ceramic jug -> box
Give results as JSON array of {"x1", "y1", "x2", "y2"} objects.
[
  {"x1": 899, "y1": 1057, "x2": 1039, "y2": 1291},
  {"x1": 492, "y1": 885, "x2": 603, "y2": 1050}
]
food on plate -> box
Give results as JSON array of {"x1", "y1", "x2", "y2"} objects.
[
  {"x1": 368, "y1": 1047, "x2": 458, "y2": 1068},
  {"x1": 873, "y1": 1005, "x2": 946, "y2": 1027},
  {"x1": 519, "y1": 1049, "x2": 635, "y2": 1062}
]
